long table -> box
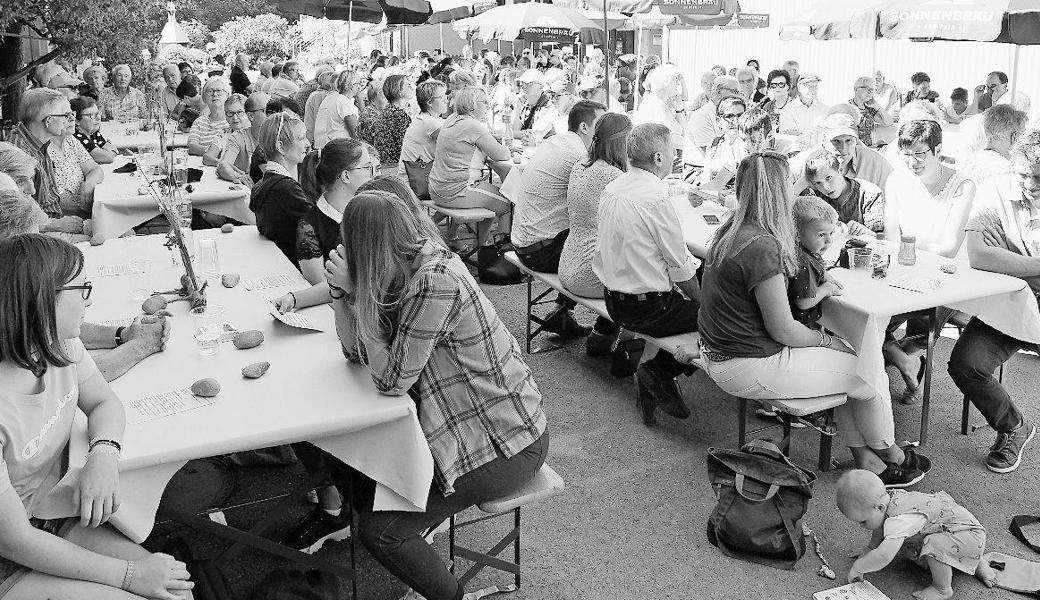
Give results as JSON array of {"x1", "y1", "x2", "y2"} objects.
[
  {"x1": 99, "y1": 121, "x2": 188, "y2": 151},
  {"x1": 37, "y1": 229, "x2": 434, "y2": 545},
  {"x1": 675, "y1": 194, "x2": 1040, "y2": 444},
  {"x1": 91, "y1": 156, "x2": 254, "y2": 244}
]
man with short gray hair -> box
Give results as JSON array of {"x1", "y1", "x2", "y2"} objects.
[
  {"x1": 961, "y1": 104, "x2": 1028, "y2": 184},
  {"x1": 594, "y1": 123, "x2": 702, "y2": 426},
  {"x1": 735, "y1": 66, "x2": 765, "y2": 104},
  {"x1": 684, "y1": 74, "x2": 741, "y2": 172}
]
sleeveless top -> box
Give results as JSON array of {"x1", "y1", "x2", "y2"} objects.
[{"x1": 891, "y1": 168, "x2": 973, "y2": 257}]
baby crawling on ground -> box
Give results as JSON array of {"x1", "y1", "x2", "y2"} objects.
[{"x1": 836, "y1": 470, "x2": 997, "y2": 599}]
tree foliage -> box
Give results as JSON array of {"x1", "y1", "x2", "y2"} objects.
[
  {"x1": 179, "y1": 19, "x2": 212, "y2": 49},
  {"x1": 174, "y1": 0, "x2": 272, "y2": 33},
  {"x1": 212, "y1": 13, "x2": 292, "y2": 61}
]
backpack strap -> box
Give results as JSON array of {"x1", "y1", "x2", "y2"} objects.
[{"x1": 734, "y1": 473, "x2": 780, "y2": 502}]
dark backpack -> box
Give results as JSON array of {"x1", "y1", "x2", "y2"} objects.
[
  {"x1": 253, "y1": 569, "x2": 348, "y2": 600},
  {"x1": 706, "y1": 440, "x2": 817, "y2": 570}
]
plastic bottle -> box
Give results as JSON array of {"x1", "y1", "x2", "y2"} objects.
[
  {"x1": 501, "y1": 108, "x2": 513, "y2": 146},
  {"x1": 898, "y1": 234, "x2": 917, "y2": 266}
]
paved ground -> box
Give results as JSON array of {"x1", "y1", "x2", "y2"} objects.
[{"x1": 146, "y1": 281, "x2": 1040, "y2": 600}]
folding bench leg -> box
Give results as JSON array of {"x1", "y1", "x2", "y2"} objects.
[
  {"x1": 523, "y1": 278, "x2": 564, "y2": 354},
  {"x1": 818, "y1": 408, "x2": 835, "y2": 472}
]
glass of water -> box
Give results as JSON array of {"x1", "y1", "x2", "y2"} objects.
[
  {"x1": 190, "y1": 305, "x2": 223, "y2": 356},
  {"x1": 196, "y1": 237, "x2": 220, "y2": 283}
]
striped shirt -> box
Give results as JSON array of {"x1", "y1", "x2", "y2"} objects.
[
  {"x1": 6, "y1": 124, "x2": 62, "y2": 218},
  {"x1": 188, "y1": 117, "x2": 230, "y2": 153},
  {"x1": 351, "y1": 250, "x2": 546, "y2": 495}
]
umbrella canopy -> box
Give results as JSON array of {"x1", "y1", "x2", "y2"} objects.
[
  {"x1": 781, "y1": 0, "x2": 1040, "y2": 44},
  {"x1": 427, "y1": 0, "x2": 501, "y2": 24},
  {"x1": 274, "y1": 0, "x2": 431, "y2": 25},
  {"x1": 458, "y1": 3, "x2": 603, "y2": 42}
]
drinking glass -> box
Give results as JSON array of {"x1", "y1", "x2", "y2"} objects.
[
  {"x1": 130, "y1": 259, "x2": 151, "y2": 301},
  {"x1": 848, "y1": 247, "x2": 873, "y2": 273},
  {"x1": 195, "y1": 237, "x2": 220, "y2": 283},
  {"x1": 190, "y1": 305, "x2": 223, "y2": 356}
]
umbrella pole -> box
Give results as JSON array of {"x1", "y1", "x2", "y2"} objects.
[
  {"x1": 439, "y1": 23, "x2": 444, "y2": 50},
  {"x1": 348, "y1": 2, "x2": 353, "y2": 57},
  {"x1": 635, "y1": 24, "x2": 642, "y2": 109},
  {"x1": 603, "y1": 0, "x2": 609, "y2": 99},
  {"x1": 1011, "y1": 44, "x2": 1021, "y2": 98}
]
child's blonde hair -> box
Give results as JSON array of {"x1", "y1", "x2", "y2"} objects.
[
  {"x1": 793, "y1": 194, "x2": 838, "y2": 234},
  {"x1": 835, "y1": 469, "x2": 887, "y2": 517}
]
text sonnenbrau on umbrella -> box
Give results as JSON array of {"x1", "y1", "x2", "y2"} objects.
[
  {"x1": 659, "y1": 0, "x2": 723, "y2": 16},
  {"x1": 520, "y1": 27, "x2": 580, "y2": 43}
]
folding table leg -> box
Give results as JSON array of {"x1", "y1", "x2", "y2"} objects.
[
  {"x1": 919, "y1": 309, "x2": 936, "y2": 446},
  {"x1": 525, "y1": 277, "x2": 533, "y2": 354}
]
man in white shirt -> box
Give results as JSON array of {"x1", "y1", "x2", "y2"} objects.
[
  {"x1": 512, "y1": 69, "x2": 558, "y2": 143},
  {"x1": 514, "y1": 100, "x2": 605, "y2": 340},
  {"x1": 961, "y1": 104, "x2": 1028, "y2": 186},
  {"x1": 988, "y1": 71, "x2": 1031, "y2": 114},
  {"x1": 595, "y1": 123, "x2": 702, "y2": 426},
  {"x1": 779, "y1": 72, "x2": 829, "y2": 136},
  {"x1": 683, "y1": 75, "x2": 740, "y2": 173}
]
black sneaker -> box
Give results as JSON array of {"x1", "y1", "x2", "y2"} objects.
[
  {"x1": 879, "y1": 449, "x2": 931, "y2": 489},
  {"x1": 541, "y1": 307, "x2": 592, "y2": 338},
  {"x1": 585, "y1": 331, "x2": 613, "y2": 357},
  {"x1": 635, "y1": 362, "x2": 689, "y2": 420},
  {"x1": 281, "y1": 508, "x2": 352, "y2": 554},
  {"x1": 987, "y1": 421, "x2": 1036, "y2": 474}
]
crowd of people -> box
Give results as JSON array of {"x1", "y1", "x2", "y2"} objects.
[{"x1": 0, "y1": 43, "x2": 1038, "y2": 600}]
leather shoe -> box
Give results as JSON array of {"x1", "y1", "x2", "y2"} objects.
[
  {"x1": 542, "y1": 307, "x2": 591, "y2": 338},
  {"x1": 610, "y1": 338, "x2": 645, "y2": 377},
  {"x1": 477, "y1": 246, "x2": 522, "y2": 285},
  {"x1": 585, "y1": 331, "x2": 613, "y2": 357},
  {"x1": 634, "y1": 374, "x2": 658, "y2": 426},
  {"x1": 636, "y1": 362, "x2": 689, "y2": 420}
]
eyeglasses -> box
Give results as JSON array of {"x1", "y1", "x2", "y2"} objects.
[
  {"x1": 45, "y1": 112, "x2": 76, "y2": 122},
  {"x1": 247, "y1": 108, "x2": 265, "y2": 114},
  {"x1": 768, "y1": 82, "x2": 788, "y2": 89},
  {"x1": 225, "y1": 110, "x2": 247, "y2": 118},
  {"x1": 987, "y1": 83, "x2": 1001, "y2": 90},
  {"x1": 57, "y1": 281, "x2": 93, "y2": 300},
  {"x1": 80, "y1": 110, "x2": 100, "y2": 119},
  {"x1": 720, "y1": 112, "x2": 744, "y2": 121},
  {"x1": 854, "y1": 85, "x2": 872, "y2": 90},
  {"x1": 899, "y1": 149, "x2": 932, "y2": 161},
  {"x1": 350, "y1": 162, "x2": 377, "y2": 176},
  {"x1": 206, "y1": 89, "x2": 229, "y2": 97}
]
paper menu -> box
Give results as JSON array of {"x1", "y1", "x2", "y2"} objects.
[
  {"x1": 125, "y1": 388, "x2": 217, "y2": 425},
  {"x1": 887, "y1": 273, "x2": 944, "y2": 294},
  {"x1": 813, "y1": 581, "x2": 891, "y2": 600},
  {"x1": 243, "y1": 273, "x2": 304, "y2": 291},
  {"x1": 92, "y1": 264, "x2": 136, "y2": 278},
  {"x1": 269, "y1": 309, "x2": 325, "y2": 332}
]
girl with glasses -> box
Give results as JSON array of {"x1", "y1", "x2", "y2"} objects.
[{"x1": 0, "y1": 234, "x2": 193, "y2": 600}]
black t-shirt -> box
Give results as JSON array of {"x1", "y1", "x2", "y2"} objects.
[
  {"x1": 230, "y1": 66, "x2": 251, "y2": 96},
  {"x1": 295, "y1": 204, "x2": 341, "y2": 265},
  {"x1": 248, "y1": 172, "x2": 312, "y2": 266},
  {"x1": 789, "y1": 246, "x2": 826, "y2": 327},
  {"x1": 697, "y1": 224, "x2": 788, "y2": 358}
]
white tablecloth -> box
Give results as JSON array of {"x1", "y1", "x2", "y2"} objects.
[
  {"x1": 39, "y1": 230, "x2": 434, "y2": 543},
  {"x1": 99, "y1": 121, "x2": 187, "y2": 151},
  {"x1": 91, "y1": 157, "x2": 254, "y2": 243},
  {"x1": 674, "y1": 196, "x2": 1040, "y2": 404}
]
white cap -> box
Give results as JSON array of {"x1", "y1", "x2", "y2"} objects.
[{"x1": 823, "y1": 113, "x2": 858, "y2": 140}]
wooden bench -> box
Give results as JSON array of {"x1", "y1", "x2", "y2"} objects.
[
  {"x1": 422, "y1": 201, "x2": 497, "y2": 265},
  {"x1": 504, "y1": 251, "x2": 842, "y2": 471}
]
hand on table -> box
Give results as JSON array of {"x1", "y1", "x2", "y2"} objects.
[
  {"x1": 270, "y1": 293, "x2": 296, "y2": 314},
  {"x1": 77, "y1": 453, "x2": 120, "y2": 528},
  {"x1": 130, "y1": 553, "x2": 194, "y2": 600},
  {"x1": 46, "y1": 215, "x2": 86, "y2": 234},
  {"x1": 125, "y1": 313, "x2": 171, "y2": 355},
  {"x1": 978, "y1": 222, "x2": 1007, "y2": 248},
  {"x1": 821, "y1": 277, "x2": 844, "y2": 298}
]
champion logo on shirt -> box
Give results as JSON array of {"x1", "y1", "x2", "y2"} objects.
[{"x1": 22, "y1": 387, "x2": 77, "y2": 460}]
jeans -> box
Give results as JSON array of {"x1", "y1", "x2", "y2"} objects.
[
  {"x1": 948, "y1": 318, "x2": 1034, "y2": 433},
  {"x1": 701, "y1": 346, "x2": 895, "y2": 449},
  {"x1": 516, "y1": 229, "x2": 575, "y2": 310},
  {"x1": 355, "y1": 434, "x2": 549, "y2": 600},
  {"x1": 604, "y1": 290, "x2": 699, "y2": 378}
]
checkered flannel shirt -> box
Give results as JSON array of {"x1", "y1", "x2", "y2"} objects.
[{"x1": 350, "y1": 249, "x2": 546, "y2": 496}]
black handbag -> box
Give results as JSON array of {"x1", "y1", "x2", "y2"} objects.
[{"x1": 403, "y1": 158, "x2": 433, "y2": 201}]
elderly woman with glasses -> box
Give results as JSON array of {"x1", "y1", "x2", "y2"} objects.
[
  {"x1": 5, "y1": 90, "x2": 90, "y2": 242},
  {"x1": 46, "y1": 101, "x2": 104, "y2": 220},
  {"x1": 81, "y1": 65, "x2": 108, "y2": 101},
  {"x1": 217, "y1": 94, "x2": 255, "y2": 186},
  {"x1": 97, "y1": 64, "x2": 147, "y2": 121},
  {"x1": 188, "y1": 77, "x2": 232, "y2": 159},
  {"x1": 70, "y1": 96, "x2": 115, "y2": 165}
]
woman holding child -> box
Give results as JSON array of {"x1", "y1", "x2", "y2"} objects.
[{"x1": 686, "y1": 151, "x2": 932, "y2": 488}]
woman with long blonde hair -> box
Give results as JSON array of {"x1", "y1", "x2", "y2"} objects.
[
  {"x1": 325, "y1": 191, "x2": 547, "y2": 600},
  {"x1": 692, "y1": 151, "x2": 934, "y2": 488}
]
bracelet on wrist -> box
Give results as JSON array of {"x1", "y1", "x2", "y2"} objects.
[
  {"x1": 114, "y1": 326, "x2": 126, "y2": 346},
  {"x1": 288, "y1": 291, "x2": 297, "y2": 309},
  {"x1": 89, "y1": 438, "x2": 122, "y2": 453},
  {"x1": 329, "y1": 287, "x2": 346, "y2": 300},
  {"x1": 89, "y1": 444, "x2": 121, "y2": 458},
  {"x1": 121, "y1": 560, "x2": 135, "y2": 591},
  {"x1": 816, "y1": 330, "x2": 827, "y2": 347}
]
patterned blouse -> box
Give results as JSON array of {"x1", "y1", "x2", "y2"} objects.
[
  {"x1": 295, "y1": 198, "x2": 342, "y2": 264},
  {"x1": 73, "y1": 129, "x2": 109, "y2": 153},
  {"x1": 357, "y1": 105, "x2": 412, "y2": 166},
  {"x1": 47, "y1": 136, "x2": 91, "y2": 197},
  {"x1": 99, "y1": 86, "x2": 148, "y2": 120}
]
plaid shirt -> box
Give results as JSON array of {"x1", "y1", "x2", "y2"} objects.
[
  {"x1": 99, "y1": 86, "x2": 147, "y2": 120},
  {"x1": 351, "y1": 249, "x2": 546, "y2": 496},
  {"x1": 6, "y1": 124, "x2": 62, "y2": 218}
]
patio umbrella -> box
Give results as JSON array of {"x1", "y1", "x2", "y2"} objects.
[
  {"x1": 274, "y1": 0, "x2": 431, "y2": 25},
  {"x1": 459, "y1": 3, "x2": 602, "y2": 43},
  {"x1": 426, "y1": 0, "x2": 502, "y2": 24}
]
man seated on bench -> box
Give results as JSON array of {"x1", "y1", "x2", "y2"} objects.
[
  {"x1": 513, "y1": 100, "x2": 605, "y2": 341},
  {"x1": 594, "y1": 123, "x2": 701, "y2": 426}
]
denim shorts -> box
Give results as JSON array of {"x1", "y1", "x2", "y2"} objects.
[{"x1": 0, "y1": 518, "x2": 73, "y2": 598}]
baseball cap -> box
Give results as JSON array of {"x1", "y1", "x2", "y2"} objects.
[
  {"x1": 799, "y1": 72, "x2": 821, "y2": 85},
  {"x1": 823, "y1": 113, "x2": 858, "y2": 140},
  {"x1": 517, "y1": 69, "x2": 545, "y2": 86}
]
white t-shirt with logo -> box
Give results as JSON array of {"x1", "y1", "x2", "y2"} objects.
[{"x1": 0, "y1": 338, "x2": 98, "y2": 516}]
